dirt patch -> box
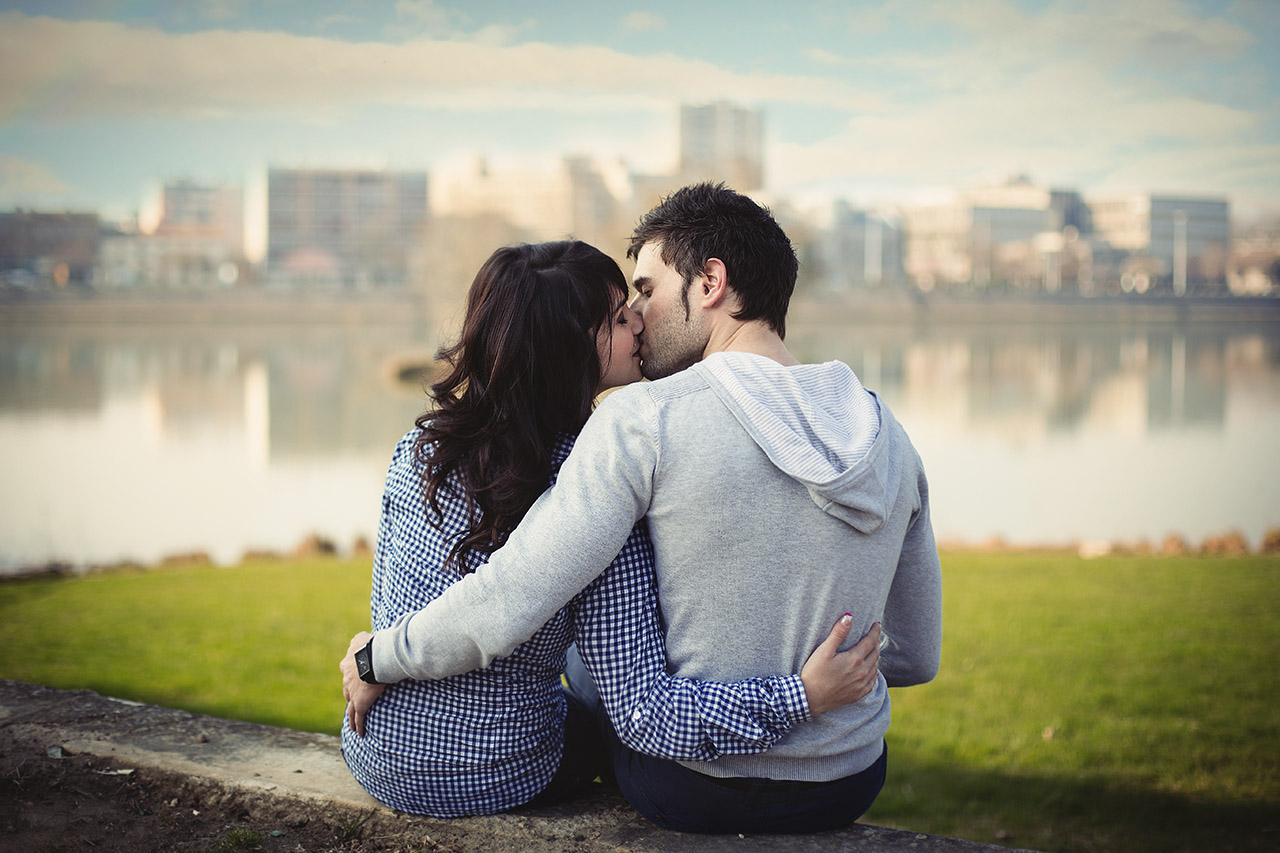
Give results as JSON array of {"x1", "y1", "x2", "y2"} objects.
[{"x1": 0, "y1": 734, "x2": 558, "y2": 852}]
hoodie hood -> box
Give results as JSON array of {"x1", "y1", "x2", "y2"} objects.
[{"x1": 694, "y1": 351, "x2": 895, "y2": 533}]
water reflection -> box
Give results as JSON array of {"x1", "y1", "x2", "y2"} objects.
[
  {"x1": 789, "y1": 315, "x2": 1279, "y2": 549},
  {"x1": 788, "y1": 323, "x2": 1257, "y2": 437},
  {"x1": 1, "y1": 310, "x2": 1277, "y2": 570},
  {"x1": 0, "y1": 325, "x2": 435, "y2": 569}
]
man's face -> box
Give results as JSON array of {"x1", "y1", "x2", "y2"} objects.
[{"x1": 629, "y1": 242, "x2": 708, "y2": 380}]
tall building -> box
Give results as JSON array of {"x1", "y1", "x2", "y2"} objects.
[
  {"x1": 264, "y1": 168, "x2": 428, "y2": 288},
  {"x1": 1087, "y1": 194, "x2": 1230, "y2": 290},
  {"x1": 679, "y1": 102, "x2": 764, "y2": 191}
]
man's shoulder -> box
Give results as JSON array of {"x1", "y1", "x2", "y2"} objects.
[
  {"x1": 609, "y1": 365, "x2": 714, "y2": 406},
  {"x1": 581, "y1": 370, "x2": 719, "y2": 454}
]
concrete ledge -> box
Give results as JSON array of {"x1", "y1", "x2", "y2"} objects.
[{"x1": 0, "y1": 679, "x2": 1028, "y2": 851}]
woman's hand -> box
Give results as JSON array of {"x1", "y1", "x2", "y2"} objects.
[
  {"x1": 340, "y1": 631, "x2": 386, "y2": 737},
  {"x1": 800, "y1": 617, "x2": 881, "y2": 716}
]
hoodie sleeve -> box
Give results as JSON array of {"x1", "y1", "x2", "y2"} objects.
[
  {"x1": 879, "y1": 463, "x2": 943, "y2": 687},
  {"x1": 573, "y1": 520, "x2": 809, "y2": 761},
  {"x1": 371, "y1": 387, "x2": 658, "y2": 683}
]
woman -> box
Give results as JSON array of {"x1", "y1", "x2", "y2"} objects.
[{"x1": 340, "y1": 241, "x2": 875, "y2": 817}]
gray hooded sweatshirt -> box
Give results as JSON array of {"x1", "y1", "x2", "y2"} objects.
[{"x1": 375, "y1": 351, "x2": 942, "y2": 782}]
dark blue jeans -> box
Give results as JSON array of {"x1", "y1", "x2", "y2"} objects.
[{"x1": 564, "y1": 644, "x2": 888, "y2": 834}]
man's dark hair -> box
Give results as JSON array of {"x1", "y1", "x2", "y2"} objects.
[{"x1": 627, "y1": 182, "x2": 798, "y2": 337}]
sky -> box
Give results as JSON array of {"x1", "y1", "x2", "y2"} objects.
[{"x1": 1, "y1": 0, "x2": 1278, "y2": 223}]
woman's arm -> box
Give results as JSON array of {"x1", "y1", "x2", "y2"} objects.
[
  {"x1": 572, "y1": 522, "x2": 880, "y2": 761},
  {"x1": 368, "y1": 389, "x2": 659, "y2": 684}
]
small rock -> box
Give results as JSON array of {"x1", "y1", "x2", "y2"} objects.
[{"x1": 46, "y1": 746, "x2": 63, "y2": 758}]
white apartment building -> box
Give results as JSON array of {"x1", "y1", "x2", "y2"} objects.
[
  {"x1": 430, "y1": 156, "x2": 625, "y2": 249},
  {"x1": 99, "y1": 229, "x2": 240, "y2": 289}
]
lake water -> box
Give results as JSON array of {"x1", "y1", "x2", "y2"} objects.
[{"x1": 2, "y1": 296, "x2": 1278, "y2": 571}]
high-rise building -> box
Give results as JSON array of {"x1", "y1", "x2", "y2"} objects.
[
  {"x1": 679, "y1": 102, "x2": 764, "y2": 191},
  {"x1": 264, "y1": 168, "x2": 428, "y2": 288}
]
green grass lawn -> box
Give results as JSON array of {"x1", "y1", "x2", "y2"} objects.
[{"x1": 1, "y1": 552, "x2": 1276, "y2": 851}]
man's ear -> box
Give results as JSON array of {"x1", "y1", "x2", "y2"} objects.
[{"x1": 698, "y1": 258, "x2": 729, "y2": 308}]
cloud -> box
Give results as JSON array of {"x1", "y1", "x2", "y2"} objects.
[
  {"x1": 197, "y1": 0, "x2": 251, "y2": 23},
  {"x1": 770, "y1": 55, "x2": 1261, "y2": 197},
  {"x1": 0, "y1": 154, "x2": 73, "y2": 200},
  {"x1": 0, "y1": 4, "x2": 1271, "y2": 213},
  {"x1": 872, "y1": 0, "x2": 1254, "y2": 83},
  {"x1": 804, "y1": 47, "x2": 851, "y2": 67},
  {"x1": 0, "y1": 12, "x2": 883, "y2": 124},
  {"x1": 395, "y1": 0, "x2": 453, "y2": 32},
  {"x1": 317, "y1": 14, "x2": 360, "y2": 31},
  {"x1": 770, "y1": 0, "x2": 1273, "y2": 202},
  {"x1": 622, "y1": 12, "x2": 666, "y2": 33}
]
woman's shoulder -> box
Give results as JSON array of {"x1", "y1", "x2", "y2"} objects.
[{"x1": 388, "y1": 425, "x2": 426, "y2": 463}]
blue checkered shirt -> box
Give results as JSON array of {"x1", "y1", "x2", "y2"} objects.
[{"x1": 341, "y1": 429, "x2": 809, "y2": 817}]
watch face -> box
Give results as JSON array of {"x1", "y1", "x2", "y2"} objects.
[{"x1": 356, "y1": 641, "x2": 376, "y2": 682}]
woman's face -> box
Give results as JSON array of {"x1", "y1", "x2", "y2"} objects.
[{"x1": 596, "y1": 291, "x2": 645, "y2": 392}]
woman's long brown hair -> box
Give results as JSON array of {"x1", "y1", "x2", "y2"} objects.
[{"x1": 413, "y1": 241, "x2": 628, "y2": 574}]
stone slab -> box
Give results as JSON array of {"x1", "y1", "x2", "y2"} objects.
[{"x1": 0, "y1": 679, "x2": 1032, "y2": 851}]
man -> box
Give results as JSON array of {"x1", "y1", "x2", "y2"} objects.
[{"x1": 344, "y1": 183, "x2": 942, "y2": 833}]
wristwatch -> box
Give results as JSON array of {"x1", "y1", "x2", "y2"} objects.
[{"x1": 354, "y1": 636, "x2": 380, "y2": 684}]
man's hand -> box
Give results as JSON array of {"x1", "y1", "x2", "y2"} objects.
[
  {"x1": 340, "y1": 631, "x2": 385, "y2": 737},
  {"x1": 800, "y1": 617, "x2": 881, "y2": 716}
]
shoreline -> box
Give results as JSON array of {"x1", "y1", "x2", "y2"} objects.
[
  {"x1": 3, "y1": 527, "x2": 1275, "y2": 580},
  {"x1": 4, "y1": 287, "x2": 1279, "y2": 330}
]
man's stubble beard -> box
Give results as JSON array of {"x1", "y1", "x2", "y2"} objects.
[{"x1": 639, "y1": 318, "x2": 706, "y2": 381}]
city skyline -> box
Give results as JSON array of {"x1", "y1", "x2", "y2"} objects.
[{"x1": 1, "y1": 0, "x2": 1278, "y2": 223}]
